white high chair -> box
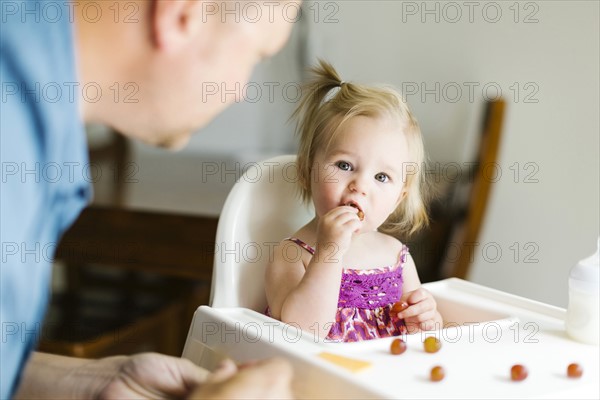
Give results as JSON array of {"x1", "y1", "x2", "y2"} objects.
[
  {"x1": 183, "y1": 155, "x2": 386, "y2": 398},
  {"x1": 182, "y1": 155, "x2": 599, "y2": 399},
  {"x1": 209, "y1": 154, "x2": 314, "y2": 311}
]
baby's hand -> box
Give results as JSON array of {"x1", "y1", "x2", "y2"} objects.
[
  {"x1": 396, "y1": 288, "x2": 441, "y2": 332},
  {"x1": 316, "y1": 206, "x2": 361, "y2": 259}
]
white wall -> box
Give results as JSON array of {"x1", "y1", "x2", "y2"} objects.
[{"x1": 131, "y1": 1, "x2": 599, "y2": 307}]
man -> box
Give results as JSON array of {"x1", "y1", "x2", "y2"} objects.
[{"x1": 1, "y1": 0, "x2": 299, "y2": 397}]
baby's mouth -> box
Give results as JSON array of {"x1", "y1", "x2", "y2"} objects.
[{"x1": 345, "y1": 202, "x2": 364, "y2": 221}]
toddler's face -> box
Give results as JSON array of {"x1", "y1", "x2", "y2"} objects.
[{"x1": 310, "y1": 115, "x2": 410, "y2": 232}]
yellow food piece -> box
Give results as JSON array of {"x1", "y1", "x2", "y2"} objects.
[{"x1": 317, "y1": 352, "x2": 372, "y2": 373}]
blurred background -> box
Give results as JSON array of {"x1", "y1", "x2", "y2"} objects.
[
  {"x1": 47, "y1": 1, "x2": 598, "y2": 358},
  {"x1": 114, "y1": 0, "x2": 598, "y2": 306}
]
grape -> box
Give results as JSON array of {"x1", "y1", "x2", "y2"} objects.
[
  {"x1": 390, "y1": 338, "x2": 407, "y2": 355},
  {"x1": 391, "y1": 302, "x2": 408, "y2": 315},
  {"x1": 567, "y1": 363, "x2": 583, "y2": 378},
  {"x1": 423, "y1": 336, "x2": 441, "y2": 353},
  {"x1": 430, "y1": 365, "x2": 445, "y2": 382},
  {"x1": 346, "y1": 203, "x2": 364, "y2": 221},
  {"x1": 510, "y1": 364, "x2": 528, "y2": 381}
]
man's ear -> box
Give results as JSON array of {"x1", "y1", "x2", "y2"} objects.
[{"x1": 152, "y1": 0, "x2": 206, "y2": 53}]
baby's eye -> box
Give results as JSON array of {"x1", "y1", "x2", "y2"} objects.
[
  {"x1": 375, "y1": 173, "x2": 389, "y2": 183},
  {"x1": 336, "y1": 161, "x2": 352, "y2": 171}
]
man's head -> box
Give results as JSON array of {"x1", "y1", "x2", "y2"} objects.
[{"x1": 76, "y1": 0, "x2": 299, "y2": 148}]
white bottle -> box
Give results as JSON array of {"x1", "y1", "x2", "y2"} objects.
[{"x1": 566, "y1": 238, "x2": 599, "y2": 345}]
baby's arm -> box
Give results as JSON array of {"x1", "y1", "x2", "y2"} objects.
[
  {"x1": 397, "y1": 254, "x2": 443, "y2": 332},
  {"x1": 265, "y1": 206, "x2": 361, "y2": 338},
  {"x1": 265, "y1": 240, "x2": 345, "y2": 338}
]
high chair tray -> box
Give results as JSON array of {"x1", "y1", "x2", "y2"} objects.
[{"x1": 182, "y1": 278, "x2": 599, "y2": 399}]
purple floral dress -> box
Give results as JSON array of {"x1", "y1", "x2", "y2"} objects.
[{"x1": 269, "y1": 237, "x2": 408, "y2": 342}]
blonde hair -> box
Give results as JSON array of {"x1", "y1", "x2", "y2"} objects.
[{"x1": 292, "y1": 60, "x2": 429, "y2": 236}]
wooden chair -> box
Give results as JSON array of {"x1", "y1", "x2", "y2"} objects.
[
  {"x1": 40, "y1": 206, "x2": 218, "y2": 358},
  {"x1": 408, "y1": 99, "x2": 506, "y2": 281},
  {"x1": 41, "y1": 125, "x2": 220, "y2": 358},
  {"x1": 446, "y1": 98, "x2": 506, "y2": 279}
]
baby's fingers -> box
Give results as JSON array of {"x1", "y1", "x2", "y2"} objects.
[
  {"x1": 397, "y1": 299, "x2": 435, "y2": 320},
  {"x1": 419, "y1": 319, "x2": 439, "y2": 331},
  {"x1": 405, "y1": 317, "x2": 438, "y2": 332},
  {"x1": 403, "y1": 288, "x2": 432, "y2": 305},
  {"x1": 404, "y1": 308, "x2": 437, "y2": 325},
  {"x1": 399, "y1": 290, "x2": 436, "y2": 316}
]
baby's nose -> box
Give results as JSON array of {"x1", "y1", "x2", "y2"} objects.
[{"x1": 349, "y1": 178, "x2": 367, "y2": 195}]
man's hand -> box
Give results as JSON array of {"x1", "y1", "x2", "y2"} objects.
[
  {"x1": 16, "y1": 352, "x2": 293, "y2": 400},
  {"x1": 190, "y1": 358, "x2": 294, "y2": 399},
  {"x1": 97, "y1": 353, "x2": 210, "y2": 399}
]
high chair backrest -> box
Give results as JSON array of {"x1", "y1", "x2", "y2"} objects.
[{"x1": 209, "y1": 155, "x2": 314, "y2": 311}]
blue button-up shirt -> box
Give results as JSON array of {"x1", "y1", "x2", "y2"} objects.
[{"x1": 1, "y1": 1, "x2": 91, "y2": 397}]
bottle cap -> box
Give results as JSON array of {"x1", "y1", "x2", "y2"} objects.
[{"x1": 570, "y1": 237, "x2": 600, "y2": 294}]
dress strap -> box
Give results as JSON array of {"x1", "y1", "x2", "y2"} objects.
[
  {"x1": 284, "y1": 237, "x2": 316, "y2": 255},
  {"x1": 399, "y1": 244, "x2": 409, "y2": 265}
]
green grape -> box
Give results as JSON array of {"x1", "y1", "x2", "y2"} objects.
[{"x1": 423, "y1": 336, "x2": 441, "y2": 353}]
